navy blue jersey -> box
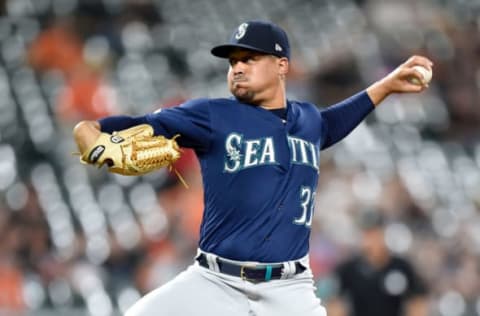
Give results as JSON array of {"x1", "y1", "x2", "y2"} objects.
[{"x1": 100, "y1": 91, "x2": 374, "y2": 262}]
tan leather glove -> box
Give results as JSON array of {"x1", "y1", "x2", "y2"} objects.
[{"x1": 80, "y1": 124, "x2": 182, "y2": 176}]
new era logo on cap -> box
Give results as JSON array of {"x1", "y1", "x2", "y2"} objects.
[{"x1": 211, "y1": 20, "x2": 290, "y2": 59}]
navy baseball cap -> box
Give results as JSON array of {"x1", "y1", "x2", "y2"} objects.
[{"x1": 211, "y1": 21, "x2": 290, "y2": 59}]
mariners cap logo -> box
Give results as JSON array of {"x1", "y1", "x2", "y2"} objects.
[{"x1": 235, "y1": 23, "x2": 248, "y2": 40}]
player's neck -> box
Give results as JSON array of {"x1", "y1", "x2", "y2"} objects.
[
  {"x1": 258, "y1": 85, "x2": 287, "y2": 110},
  {"x1": 260, "y1": 102, "x2": 286, "y2": 110}
]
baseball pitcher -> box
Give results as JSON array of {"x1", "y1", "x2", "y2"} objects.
[{"x1": 73, "y1": 20, "x2": 433, "y2": 316}]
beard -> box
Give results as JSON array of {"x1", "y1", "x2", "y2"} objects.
[
  {"x1": 232, "y1": 88, "x2": 256, "y2": 103},
  {"x1": 231, "y1": 79, "x2": 257, "y2": 104}
]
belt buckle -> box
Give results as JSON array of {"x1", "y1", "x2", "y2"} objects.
[{"x1": 240, "y1": 264, "x2": 257, "y2": 282}]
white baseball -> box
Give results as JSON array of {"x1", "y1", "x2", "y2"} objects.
[{"x1": 409, "y1": 65, "x2": 432, "y2": 85}]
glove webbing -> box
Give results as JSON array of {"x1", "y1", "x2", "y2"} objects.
[{"x1": 126, "y1": 135, "x2": 188, "y2": 188}]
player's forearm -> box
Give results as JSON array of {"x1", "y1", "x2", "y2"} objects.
[
  {"x1": 366, "y1": 80, "x2": 390, "y2": 106},
  {"x1": 321, "y1": 90, "x2": 374, "y2": 149}
]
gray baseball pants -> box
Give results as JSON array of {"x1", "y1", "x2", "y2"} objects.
[{"x1": 125, "y1": 251, "x2": 327, "y2": 316}]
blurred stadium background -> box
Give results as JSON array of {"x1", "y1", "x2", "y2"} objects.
[{"x1": 0, "y1": 0, "x2": 478, "y2": 315}]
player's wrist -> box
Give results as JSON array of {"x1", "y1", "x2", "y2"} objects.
[{"x1": 366, "y1": 80, "x2": 390, "y2": 106}]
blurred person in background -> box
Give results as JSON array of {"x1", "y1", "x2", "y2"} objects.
[
  {"x1": 0, "y1": 212, "x2": 26, "y2": 313},
  {"x1": 326, "y1": 211, "x2": 429, "y2": 316},
  {"x1": 28, "y1": 15, "x2": 119, "y2": 123}
]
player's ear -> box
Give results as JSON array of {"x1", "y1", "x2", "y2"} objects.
[{"x1": 277, "y1": 57, "x2": 289, "y2": 76}]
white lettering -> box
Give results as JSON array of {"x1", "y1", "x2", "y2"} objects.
[
  {"x1": 310, "y1": 143, "x2": 319, "y2": 169},
  {"x1": 298, "y1": 139, "x2": 309, "y2": 164},
  {"x1": 259, "y1": 138, "x2": 275, "y2": 164},
  {"x1": 224, "y1": 133, "x2": 243, "y2": 173},
  {"x1": 287, "y1": 136, "x2": 319, "y2": 170},
  {"x1": 244, "y1": 139, "x2": 261, "y2": 168},
  {"x1": 289, "y1": 137, "x2": 298, "y2": 162}
]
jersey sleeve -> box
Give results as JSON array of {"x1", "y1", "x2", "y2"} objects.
[
  {"x1": 99, "y1": 115, "x2": 150, "y2": 133},
  {"x1": 145, "y1": 98, "x2": 212, "y2": 152},
  {"x1": 320, "y1": 90, "x2": 374, "y2": 150}
]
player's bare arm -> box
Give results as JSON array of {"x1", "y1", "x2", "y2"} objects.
[{"x1": 366, "y1": 55, "x2": 434, "y2": 106}]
